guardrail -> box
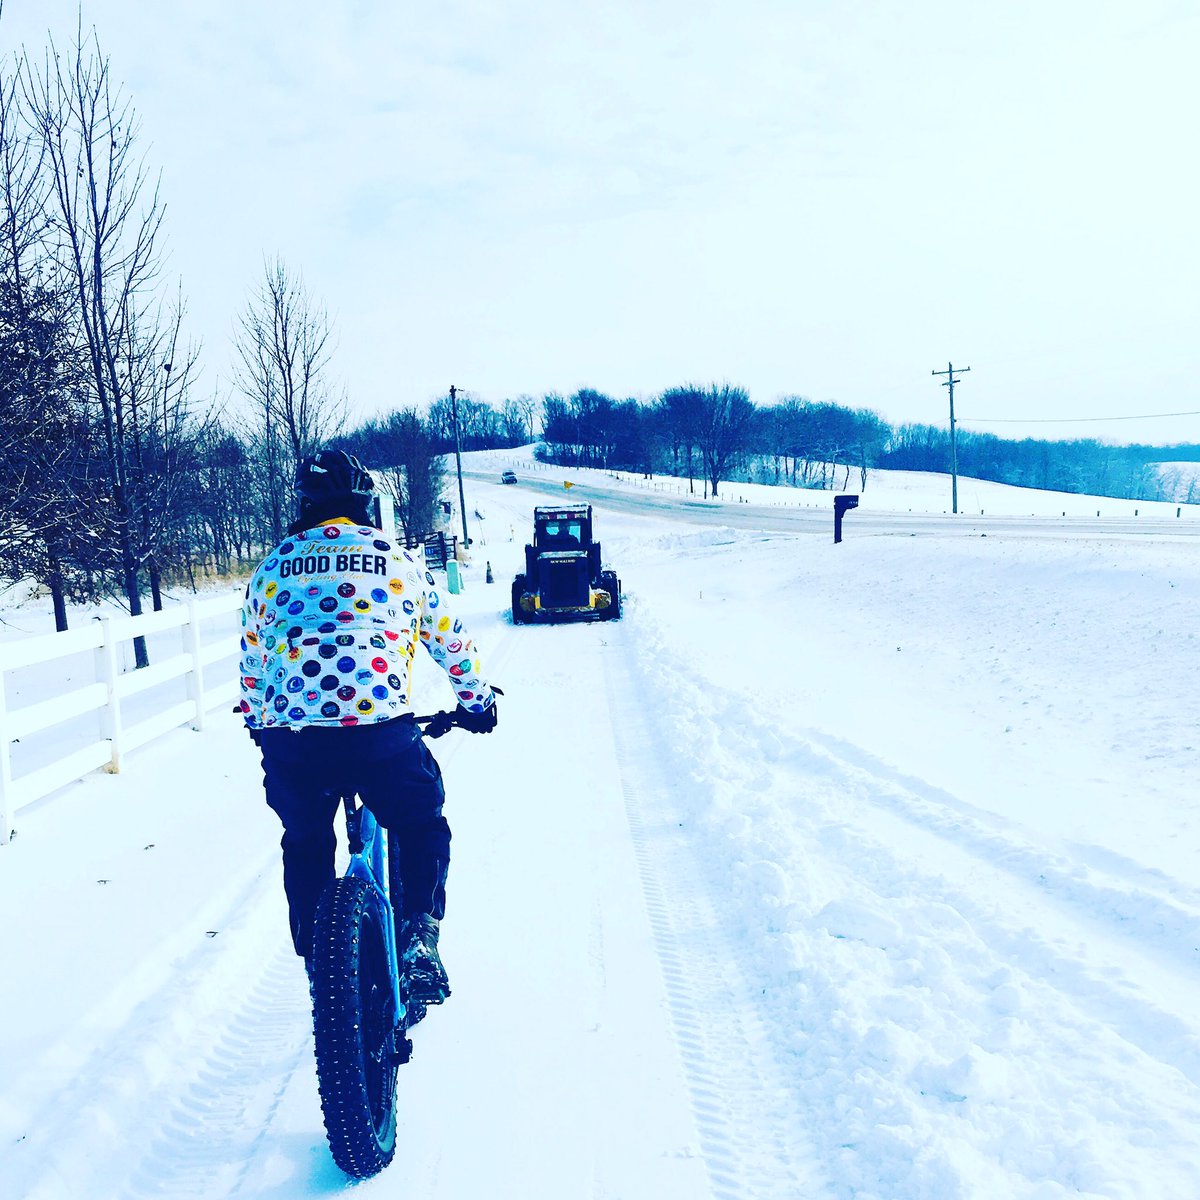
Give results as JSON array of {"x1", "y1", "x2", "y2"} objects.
[{"x1": 0, "y1": 589, "x2": 243, "y2": 845}]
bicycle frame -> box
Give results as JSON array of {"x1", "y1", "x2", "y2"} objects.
[
  {"x1": 341, "y1": 795, "x2": 406, "y2": 1027},
  {"x1": 327, "y1": 706, "x2": 478, "y2": 1034}
]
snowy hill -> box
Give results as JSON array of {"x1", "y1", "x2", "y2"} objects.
[
  {"x1": 465, "y1": 443, "x2": 1200, "y2": 520},
  {"x1": 1, "y1": 465, "x2": 1198, "y2": 1198}
]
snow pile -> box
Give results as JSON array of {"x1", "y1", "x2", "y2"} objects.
[{"x1": 618, "y1": 524, "x2": 1200, "y2": 1197}]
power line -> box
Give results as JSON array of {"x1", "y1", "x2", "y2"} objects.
[{"x1": 962, "y1": 409, "x2": 1200, "y2": 424}]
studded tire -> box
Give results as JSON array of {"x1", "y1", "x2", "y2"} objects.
[{"x1": 311, "y1": 876, "x2": 399, "y2": 1178}]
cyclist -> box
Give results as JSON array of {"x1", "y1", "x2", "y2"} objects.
[{"x1": 239, "y1": 448, "x2": 498, "y2": 1007}]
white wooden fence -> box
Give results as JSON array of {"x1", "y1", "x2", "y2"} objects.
[{"x1": 0, "y1": 589, "x2": 243, "y2": 845}]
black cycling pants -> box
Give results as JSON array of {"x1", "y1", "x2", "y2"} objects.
[{"x1": 257, "y1": 715, "x2": 448, "y2": 959}]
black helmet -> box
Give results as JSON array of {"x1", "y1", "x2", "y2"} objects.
[{"x1": 294, "y1": 449, "x2": 375, "y2": 503}]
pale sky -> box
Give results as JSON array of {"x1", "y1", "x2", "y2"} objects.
[{"x1": 3, "y1": 0, "x2": 1199, "y2": 445}]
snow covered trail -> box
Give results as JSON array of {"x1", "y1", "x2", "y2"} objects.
[
  {"x1": 603, "y1": 641, "x2": 830, "y2": 1199},
  {"x1": 234, "y1": 609, "x2": 826, "y2": 1198},
  {"x1": 4, "y1": 580, "x2": 822, "y2": 1198},
  {"x1": 0, "y1": 728, "x2": 307, "y2": 1200},
  {"x1": 402, "y1": 612, "x2": 825, "y2": 1198}
]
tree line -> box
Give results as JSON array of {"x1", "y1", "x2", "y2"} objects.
[
  {"x1": 538, "y1": 386, "x2": 885, "y2": 497},
  {"x1": 532, "y1": 387, "x2": 1199, "y2": 504}
]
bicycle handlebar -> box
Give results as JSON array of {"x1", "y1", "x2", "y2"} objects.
[
  {"x1": 416, "y1": 685, "x2": 502, "y2": 739},
  {"x1": 414, "y1": 710, "x2": 459, "y2": 739}
]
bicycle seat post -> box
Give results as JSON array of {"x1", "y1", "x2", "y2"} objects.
[{"x1": 342, "y1": 794, "x2": 365, "y2": 854}]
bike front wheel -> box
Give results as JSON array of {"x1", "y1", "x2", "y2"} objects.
[{"x1": 311, "y1": 876, "x2": 400, "y2": 1178}]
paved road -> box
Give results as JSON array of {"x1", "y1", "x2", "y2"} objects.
[{"x1": 462, "y1": 467, "x2": 1200, "y2": 542}]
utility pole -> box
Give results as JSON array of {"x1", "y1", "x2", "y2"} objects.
[
  {"x1": 931, "y1": 361, "x2": 970, "y2": 514},
  {"x1": 450, "y1": 384, "x2": 470, "y2": 545}
]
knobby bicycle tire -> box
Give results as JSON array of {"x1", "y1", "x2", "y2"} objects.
[
  {"x1": 387, "y1": 827, "x2": 405, "y2": 922},
  {"x1": 311, "y1": 876, "x2": 399, "y2": 1178}
]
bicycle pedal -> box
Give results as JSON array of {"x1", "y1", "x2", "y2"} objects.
[
  {"x1": 407, "y1": 982, "x2": 450, "y2": 1007},
  {"x1": 393, "y1": 1033, "x2": 413, "y2": 1065}
]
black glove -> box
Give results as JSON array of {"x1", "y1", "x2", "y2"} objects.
[{"x1": 456, "y1": 702, "x2": 498, "y2": 734}]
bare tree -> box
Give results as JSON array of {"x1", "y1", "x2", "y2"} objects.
[
  {"x1": 352, "y1": 408, "x2": 446, "y2": 539},
  {"x1": 24, "y1": 27, "x2": 191, "y2": 659},
  {"x1": 697, "y1": 383, "x2": 753, "y2": 499},
  {"x1": 515, "y1": 392, "x2": 539, "y2": 442},
  {"x1": 538, "y1": 392, "x2": 572, "y2": 462},
  {"x1": 500, "y1": 397, "x2": 528, "y2": 445},
  {"x1": 187, "y1": 419, "x2": 249, "y2": 575},
  {"x1": 119, "y1": 289, "x2": 202, "y2": 607},
  {"x1": 426, "y1": 390, "x2": 501, "y2": 453},
  {"x1": 234, "y1": 256, "x2": 345, "y2": 541},
  {"x1": 659, "y1": 385, "x2": 705, "y2": 492},
  {"x1": 0, "y1": 44, "x2": 52, "y2": 541},
  {"x1": 0, "y1": 36, "x2": 105, "y2": 629}
]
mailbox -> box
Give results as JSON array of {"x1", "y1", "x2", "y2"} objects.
[{"x1": 834, "y1": 494, "x2": 859, "y2": 543}]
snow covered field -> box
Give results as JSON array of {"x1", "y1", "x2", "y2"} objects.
[{"x1": 2, "y1": 460, "x2": 1198, "y2": 1198}]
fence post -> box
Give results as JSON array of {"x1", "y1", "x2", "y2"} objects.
[
  {"x1": 0, "y1": 670, "x2": 12, "y2": 845},
  {"x1": 96, "y1": 615, "x2": 125, "y2": 773},
  {"x1": 186, "y1": 596, "x2": 206, "y2": 731}
]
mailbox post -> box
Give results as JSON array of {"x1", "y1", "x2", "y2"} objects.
[{"x1": 834, "y1": 494, "x2": 859, "y2": 543}]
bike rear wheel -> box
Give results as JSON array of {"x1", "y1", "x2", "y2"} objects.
[{"x1": 311, "y1": 876, "x2": 400, "y2": 1178}]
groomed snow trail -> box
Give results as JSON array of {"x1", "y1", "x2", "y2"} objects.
[
  {"x1": 604, "y1": 632, "x2": 830, "y2": 1199},
  {"x1": 369, "y1": 614, "x2": 827, "y2": 1199},
  {"x1": 230, "y1": 609, "x2": 819, "y2": 1200},
  {"x1": 4, "y1": 611, "x2": 810, "y2": 1198}
]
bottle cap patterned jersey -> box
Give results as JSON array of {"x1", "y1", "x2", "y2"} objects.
[{"x1": 239, "y1": 521, "x2": 493, "y2": 728}]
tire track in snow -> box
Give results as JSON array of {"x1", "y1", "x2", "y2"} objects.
[
  {"x1": 16, "y1": 869, "x2": 313, "y2": 1200},
  {"x1": 603, "y1": 627, "x2": 831, "y2": 1200},
  {"x1": 116, "y1": 951, "x2": 311, "y2": 1200}
]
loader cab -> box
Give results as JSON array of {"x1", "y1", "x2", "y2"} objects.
[{"x1": 534, "y1": 509, "x2": 591, "y2": 549}]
